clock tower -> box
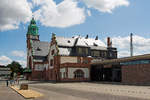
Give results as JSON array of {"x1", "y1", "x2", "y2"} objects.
[
  {"x1": 26, "y1": 17, "x2": 39, "y2": 49},
  {"x1": 26, "y1": 18, "x2": 39, "y2": 69}
]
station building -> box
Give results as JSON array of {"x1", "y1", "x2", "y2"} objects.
[
  {"x1": 26, "y1": 18, "x2": 150, "y2": 84},
  {"x1": 26, "y1": 18, "x2": 117, "y2": 81}
]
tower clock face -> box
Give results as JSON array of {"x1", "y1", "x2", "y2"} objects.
[{"x1": 30, "y1": 35, "x2": 38, "y2": 39}]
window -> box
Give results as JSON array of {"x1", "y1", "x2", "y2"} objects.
[
  {"x1": 78, "y1": 47, "x2": 88, "y2": 56},
  {"x1": 109, "y1": 52, "x2": 113, "y2": 57},
  {"x1": 60, "y1": 72, "x2": 62, "y2": 78},
  {"x1": 77, "y1": 58, "x2": 81, "y2": 63},
  {"x1": 51, "y1": 49, "x2": 55, "y2": 55},
  {"x1": 91, "y1": 51, "x2": 100, "y2": 57},
  {"x1": 29, "y1": 57, "x2": 32, "y2": 69},
  {"x1": 78, "y1": 48, "x2": 82, "y2": 54},
  {"x1": 63, "y1": 72, "x2": 66, "y2": 78},
  {"x1": 104, "y1": 51, "x2": 107, "y2": 57},
  {"x1": 93, "y1": 43, "x2": 98, "y2": 46},
  {"x1": 37, "y1": 47, "x2": 41, "y2": 51},
  {"x1": 50, "y1": 59, "x2": 53, "y2": 66},
  {"x1": 83, "y1": 59, "x2": 89, "y2": 64},
  {"x1": 101, "y1": 51, "x2": 107, "y2": 57},
  {"x1": 33, "y1": 28, "x2": 35, "y2": 32},
  {"x1": 85, "y1": 48, "x2": 88, "y2": 55},
  {"x1": 67, "y1": 40, "x2": 71, "y2": 43},
  {"x1": 74, "y1": 69, "x2": 84, "y2": 78}
]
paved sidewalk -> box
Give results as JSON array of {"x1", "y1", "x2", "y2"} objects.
[{"x1": 0, "y1": 86, "x2": 25, "y2": 100}]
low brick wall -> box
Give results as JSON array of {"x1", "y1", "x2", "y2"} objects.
[{"x1": 122, "y1": 64, "x2": 150, "y2": 84}]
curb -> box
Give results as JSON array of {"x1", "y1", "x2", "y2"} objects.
[{"x1": 10, "y1": 86, "x2": 43, "y2": 99}]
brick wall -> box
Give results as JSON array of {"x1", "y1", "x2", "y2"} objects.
[
  {"x1": 31, "y1": 62, "x2": 48, "y2": 81},
  {"x1": 122, "y1": 64, "x2": 150, "y2": 84},
  {"x1": 31, "y1": 71, "x2": 44, "y2": 80}
]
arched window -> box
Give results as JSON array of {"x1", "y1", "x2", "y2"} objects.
[
  {"x1": 74, "y1": 69, "x2": 84, "y2": 78},
  {"x1": 29, "y1": 57, "x2": 32, "y2": 69}
]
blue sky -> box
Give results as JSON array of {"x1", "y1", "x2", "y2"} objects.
[{"x1": 0, "y1": 0, "x2": 150, "y2": 67}]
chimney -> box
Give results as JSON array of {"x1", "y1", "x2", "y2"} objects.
[
  {"x1": 95, "y1": 36, "x2": 98, "y2": 40},
  {"x1": 85, "y1": 34, "x2": 88, "y2": 39},
  {"x1": 107, "y1": 37, "x2": 112, "y2": 47}
]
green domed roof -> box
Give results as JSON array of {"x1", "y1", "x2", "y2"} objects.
[{"x1": 27, "y1": 18, "x2": 38, "y2": 36}]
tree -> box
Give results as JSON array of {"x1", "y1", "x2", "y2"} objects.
[{"x1": 7, "y1": 61, "x2": 23, "y2": 78}]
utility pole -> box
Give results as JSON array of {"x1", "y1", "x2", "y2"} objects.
[{"x1": 130, "y1": 33, "x2": 133, "y2": 57}]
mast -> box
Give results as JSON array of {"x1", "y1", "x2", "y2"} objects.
[{"x1": 130, "y1": 33, "x2": 133, "y2": 57}]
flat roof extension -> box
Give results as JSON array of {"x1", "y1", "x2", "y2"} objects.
[{"x1": 92, "y1": 54, "x2": 150, "y2": 65}]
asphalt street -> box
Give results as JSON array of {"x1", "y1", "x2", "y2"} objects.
[
  {"x1": 0, "y1": 80, "x2": 149, "y2": 100},
  {"x1": 30, "y1": 83, "x2": 148, "y2": 100}
]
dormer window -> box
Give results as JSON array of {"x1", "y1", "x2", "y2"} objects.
[
  {"x1": 37, "y1": 47, "x2": 41, "y2": 51},
  {"x1": 68, "y1": 40, "x2": 71, "y2": 43},
  {"x1": 51, "y1": 49, "x2": 55, "y2": 55},
  {"x1": 93, "y1": 43, "x2": 98, "y2": 46},
  {"x1": 33, "y1": 28, "x2": 35, "y2": 32}
]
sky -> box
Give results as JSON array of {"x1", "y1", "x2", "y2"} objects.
[{"x1": 0, "y1": 0, "x2": 150, "y2": 67}]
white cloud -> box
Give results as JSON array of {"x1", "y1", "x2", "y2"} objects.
[
  {"x1": 0, "y1": 56, "x2": 12, "y2": 66},
  {"x1": 11, "y1": 50, "x2": 26, "y2": 57},
  {"x1": 118, "y1": 51, "x2": 130, "y2": 58},
  {"x1": 33, "y1": 0, "x2": 86, "y2": 28},
  {"x1": 0, "y1": 0, "x2": 130, "y2": 30},
  {"x1": 0, "y1": 0, "x2": 32, "y2": 31},
  {"x1": 0, "y1": 55, "x2": 26, "y2": 68},
  {"x1": 82, "y1": 0, "x2": 129, "y2": 13},
  {"x1": 112, "y1": 35, "x2": 150, "y2": 58}
]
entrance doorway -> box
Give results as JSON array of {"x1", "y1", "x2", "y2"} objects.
[
  {"x1": 90, "y1": 65, "x2": 121, "y2": 82},
  {"x1": 103, "y1": 68, "x2": 112, "y2": 81},
  {"x1": 90, "y1": 65, "x2": 103, "y2": 81}
]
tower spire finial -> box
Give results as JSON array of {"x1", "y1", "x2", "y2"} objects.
[
  {"x1": 32, "y1": 14, "x2": 34, "y2": 19},
  {"x1": 27, "y1": 17, "x2": 38, "y2": 35}
]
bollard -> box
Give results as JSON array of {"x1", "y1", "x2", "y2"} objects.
[{"x1": 20, "y1": 84, "x2": 28, "y2": 90}]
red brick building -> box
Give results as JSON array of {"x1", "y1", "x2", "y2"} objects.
[
  {"x1": 26, "y1": 18, "x2": 117, "y2": 82},
  {"x1": 26, "y1": 18, "x2": 150, "y2": 84}
]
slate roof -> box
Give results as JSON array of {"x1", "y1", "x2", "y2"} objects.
[
  {"x1": 56, "y1": 36, "x2": 108, "y2": 55},
  {"x1": 32, "y1": 41, "x2": 50, "y2": 56},
  {"x1": 56, "y1": 37, "x2": 75, "y2": 47},
  {"x1": 76, "y1": 37, "x2": 106, "y2": 47},
  {"x1": 56, "y1": 36, "x2": 106, "y2": 47},
  {"x1": 59, "y1": 47, "x2": 72, "y2": 56}
]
